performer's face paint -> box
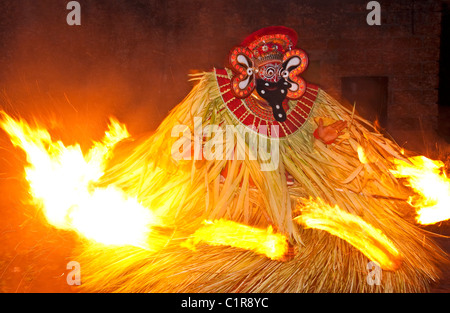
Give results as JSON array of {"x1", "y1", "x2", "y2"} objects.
[
  {"x1": 255, "y1": 78, "x2": 290, "y2": 122},
  {"x1": 254, "y1": 61, "x2": 292, "y2": 122}
]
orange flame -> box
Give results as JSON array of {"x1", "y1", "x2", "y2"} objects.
[
  {"x1": 182, "y1": 219, "x2": 289, "y2": 261},
  {"x1": 0, "y1": 111, "x2": 163, "y2": 250},
  {"x1": 357, "y1": 144, "x2": 368, "y2": 164},
  {"x1": 390, "y1": 156, "x2": 450, "y2": 225},
  {"x1": 295, "y1": 198, "x2": 402, "y2": 271},
  {"x1": 373, "y1": 118, "x2": 381, "y2": 132}
]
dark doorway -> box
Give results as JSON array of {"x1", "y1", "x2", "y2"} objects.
[
  {"x1": 341, "y1": 76, "x2": 389, "y2": 128},
  {"x1": 439, "y1": 1, "x2": 450, "y2": 141}
]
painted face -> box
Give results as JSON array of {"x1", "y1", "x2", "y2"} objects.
[
  {"x1": 229, "y1": 47, "x2": 308, "y2": 122},
  {"x1": 258, "y1": 62, "x2": 283, "y2": 83},
  {"x1": 255, "y1": 62, "x2": 291, "y2": 122}
]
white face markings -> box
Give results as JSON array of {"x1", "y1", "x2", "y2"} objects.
[
  {"x1": 285, "y1": 55, "x2": 301, "y2": 68},
  {"x1": 239, "y1": 76, "x2": 251, "y2": 90},
  {"x1": 237, "y1": 54, "x2": 250, "y2": 67},
  {"x1": 284, "y1": 55, "x2": 302, "y2": 92},
  {"x1": 235, "y1": 53, "x2": 255, "y2": 91}
]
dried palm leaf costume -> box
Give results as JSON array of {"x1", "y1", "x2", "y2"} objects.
[{"x1": 77, "y1": 26, "x2": 446, "y2": 292}]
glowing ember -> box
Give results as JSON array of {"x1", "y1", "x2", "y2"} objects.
[
  {"x1": 295, "y1": 197, "x2": 402, "y2": 271},
  {"x1": 390, "y1": 156, "x2": 450, "y2": 225},
  {"x1": 0, "y1": 111, "x2": 162, "y2": 250},
  {"x1": 182, "y1": 219, "x2": 289, "y2": 261}
]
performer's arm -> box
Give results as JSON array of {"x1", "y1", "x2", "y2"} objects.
[{"x1": 313, "y1": 118, "x2": 347, "y2": 145}]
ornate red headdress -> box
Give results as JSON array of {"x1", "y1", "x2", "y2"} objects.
[{"x1": 228, "y1": 26, "x2": 309, "y2": 122}]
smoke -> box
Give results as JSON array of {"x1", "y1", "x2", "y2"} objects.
[
  {"x1": 0, "y1": 1, "x2": 164, "y2": 142},
  {"x1": 0, "y1": 1, "x2": 310, "y2": 140}
]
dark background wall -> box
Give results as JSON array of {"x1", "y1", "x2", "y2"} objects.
[
  {"x1": 0, "y1": 0, "x2": 445, "y2": 152},
  {"x1": 439, "y1": 0, "x2": 450, "y2": 142}
]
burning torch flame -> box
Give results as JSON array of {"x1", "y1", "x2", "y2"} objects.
[
  {"x1": 0, "y1": 111, "x2": 163, "y2": 250},
  {"x1": 390, "y1": 156, "x2": 450, "y2": 225},
  {"x1": 295, "y1": 197, "x2": 402, "y2": 271},
  {"x1": 182, "y1": 219, "x2": 289, "y2": 261}
]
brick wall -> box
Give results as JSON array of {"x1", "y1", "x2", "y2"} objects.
[
  {"x1": 0, "y1": 0, "x2": 443, "y2": 151},
  {"x1": 293, "y1": 0, "x2": 442, "y2": 151}
]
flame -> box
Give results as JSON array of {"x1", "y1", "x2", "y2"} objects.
[
  {"x1": 357, "y1": 144, "x2": 368, "y2": 164},
  {"x1": 373, "y1": 118, "x2": 381, "y2": 132},
  {"x1": 295, "y1": 198, "x2": 402, "y2": 271},
  {"x1": 182, "y1": 219, "x2": 289, "y2": 261},
  {"x1": 390, "y1": 156, "x2": 450, "y2": 225},
  {"x1": 0, "y1": 111, "x2": 162, "y2": 250}
]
